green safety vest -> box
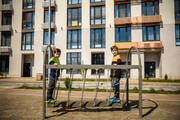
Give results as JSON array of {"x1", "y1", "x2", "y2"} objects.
[{"x1": 49, "y1": 57, "x2": 60, "y2": 65}]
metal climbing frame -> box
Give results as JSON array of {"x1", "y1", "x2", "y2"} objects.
[{"x1": 42, "y1": 45, "x2": 142, "y2": 120}]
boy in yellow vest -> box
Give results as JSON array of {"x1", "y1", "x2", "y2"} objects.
[
  {"x1": 46, "y1": 48, "x2": 61, "y2": 103},
  {"x1": 110, "y1": 45, "x2": 123, "y2": 103}
]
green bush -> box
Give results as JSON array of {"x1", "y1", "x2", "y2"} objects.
[
  {"x1": 164, "y1": 74, "x2": 168, "y2": 80},
  {"x1": 145, "y1": 74, "x2": 149, "y2": 80},
  {"x1": 64, "y1": 78, "x2": 71, "y2": 89}
]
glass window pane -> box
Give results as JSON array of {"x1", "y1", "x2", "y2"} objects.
[
  {"x1": 175, "y1": 0, "x2": 180, "y2": 19},
  {"x1": 147, "y1": 2, "x2": 154, "y2": 15},
  {"x1": 147, "y1": 26, "x2": 154, "y2": 40},
  {"x1": 51, "y1": 31, "x2": 55, "y2": 44},
  {"x1": 95, "y1": 7, "x2": 101, "y2": 18},
  {"x1": 90, "y1": 29, "x2": 94, "y2": 48},
  {"x1": 142, "y1": 26, "x2": 146, "y2": 41},
  {"x1": 72, "y1": 0, "x2": 78, "y2": 4},
  {"x1": 176, "y1": 25, "x2": 180, "y2": 37},
  {"x1": 155, "y1": 1, "x2": 159, "y2": 15},
  {"x1": 72, "y1": 9, "x2": 78, "y2": 19},
  {"x1": 120, "y1": 28, "x2": 126, "y2": 41},
  {"x1": 142, "y1": 2, "x2": 146, "y2": 16},
  {"x1": 127, "y1": 4, "x2": 130, "y2": 17},
  {"x1": 155, "y1": 26, "x2": 160, "y2": 40},
  {"x1": 79, "y1": 8, "x2": 82, "y2": 25},
  {"x1": 120, "y1": 4, "x2": 126, "y2": 17},
  {"x1": 127, "y1": 27, "x2": 131, "y2": 41},
  {"x1": 68, "y1": 9, "x2": 72, "y2": 26},
  {"x1": 115, "y1": 27, "x2": 119, "y2": 42},
  {"x1": 115, "y1": 5, "x2": 118, "y2": 18}
]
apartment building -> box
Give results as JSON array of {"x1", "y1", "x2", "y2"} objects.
[{"x1": 0, "y1": 0, "x2": 180, "y2": 79}]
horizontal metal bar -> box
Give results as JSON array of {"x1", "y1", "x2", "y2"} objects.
[{"x1": 46, "y1": 64, "x2": 140, "y2": 70}]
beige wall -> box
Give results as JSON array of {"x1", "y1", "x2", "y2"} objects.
[
  {"x1": 160, "y1": 0, "x2": 180, "y2": 78},
  {"x1": 2, "y1": 0, "x2": 179, "y2": 78},
  {"x1": 9, "y1": 0, "x2": 22, "y2": 77},
  {"x1": 34, "y1": 0, "x2": 43, "y2": 76}
]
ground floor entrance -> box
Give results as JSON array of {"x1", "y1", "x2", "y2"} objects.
[{"x1": 22, "y1": 54, "x2": 34, "y2": 77}]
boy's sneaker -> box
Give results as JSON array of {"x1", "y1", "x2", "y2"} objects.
[
  {"x1": 45, "y1": 98, "x2": 56, "y2": 103},
  {"x1": 110, "y1": 97, "x2": 116, "y2": 102},
  {"x1": 112, "y1": 98, "x2": 120, "y2": 103}
]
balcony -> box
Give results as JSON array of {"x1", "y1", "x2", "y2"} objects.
[
  {"x1": 115, "y1": 15, "x2": 162, "y2": 25},
  {"x1": 0, "y1": 4, "x2": 13, "y2": 11},
  {"x1": 42, "y1": 0, "x2": 56, "y2": 8},
  {"x1": 138, "y1": 41, "x2": 163, "y2": 49},
  {"x1": 0, "y1": 46, "x2": 11, "y2": 55},
  {"x1": 114, "y1": 17, "x2": 131, "y2": 25},
  {"x1": 115, "y1": 41, "x2": 163, "y2": 51},
  {"x1": 0, "y1": 25, "x2": 12, "y2": 31},
  {"x1": 115, "y1": 42, "x2": 138, "y2": 49},
  {"x1": 41, "y1": 22, "x2": 56, "y2": 29}
]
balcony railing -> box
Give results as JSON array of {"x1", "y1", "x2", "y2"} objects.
[
  {"x1": 42, "y1": 0, "x2": 56, "y2": 8},
  {"x1": 115, "y1": 41, "x2": 163, "y2": 50},
  {"x1": 41, "y1": 22, "x2": 56, "y2": 29},
  {"x1": 0, "y1": 25, "x2": 12, "y2": 31},
  {"x1": 0, "y1": 4, "x2": 13, "y2": 11},
  {"x1": 115, "y1": 15, "x2": 162, "y2": 25},
  {"x1": 0, "y1": 46, "x2": 11, "y2": 54}
]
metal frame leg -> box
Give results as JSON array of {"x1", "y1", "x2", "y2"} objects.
[
  {"x1": 67, "y1": 69, "x2": 73, "y2": 107},
  {"x1": 80, "y1": 69, "x2": 87, "y2": 107},
  {"x1": 94, "y1": 69, "x2": 100, "y2": 106}
]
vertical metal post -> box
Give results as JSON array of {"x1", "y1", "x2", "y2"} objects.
[
  {"x1": 126, "y1": 76, "x2": 129, "y2": 108},
  {"x1": 80, "y1": 69, "x2": 87, "y2": 107},
  {"x1": 43, "y1": 48, "x2": 47, "y2": 120},
  {"x1": 94, "y1": 69, "x2": 100, "y2": 106},
  {"x1": 139, "y1": 67, "x2": 142, "y2": 118},
  {"x1": 48, "y1": 0, "x2": 52, "y2": 84}
]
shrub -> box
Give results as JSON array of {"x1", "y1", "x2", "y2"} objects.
[
  {"x1": 164, "y1": 74, "x2": 168, "y2": 80},
  {"x1": 64, "y1": 78, "x2": 71, "y2": 89},
  {"x1": 145, "y1": 74, "x2": 149, "y2": 80}
]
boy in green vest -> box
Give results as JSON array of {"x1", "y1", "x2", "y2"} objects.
[{"x1": 46, "y1": 48, "x2": 61, "y2": 103}]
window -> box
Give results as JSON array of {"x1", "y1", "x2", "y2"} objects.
[
  {"x1": 23, "y1": 12, "x2": 35, "y2": 29},
  {"x1": 115, "y1": 4, "x2": 130, "y2": 18},
  {"x1": 2, "y1": 12, "x2": 12, "y2": 25},
  {"x1": 90, "y1": 6, "x2": 105, "y2": 24},
  {"x1": 2, "y1": 0, "x2": 12, "y2": 4},
  {"x1": 44, "y1": 10, "x2": 55, "y2": 23},
  {"x1": 43, "y1": 30, "x2": 55, "y2": 45},
  {"x1": 23, "y1": 0, "x2": 35, "y2": 9},
  {"x1": 91, "y1": 0, "x2": 105, "y2": 3},
  {"x1": 21, "y1": 32, "x2": 34, "y2": 50},
  {"x1": 115, "y1": 26, "x2": 131, "y2": 42},
  {"x1": 91, "y1": 53, "x2": 104, "y2": 74},
  {"x1": 142, "y1": 1, "x2": 159, "y2": 16},
  {"x1": 145, "y1": 62, "x2": 156, "y2": 78},
  {"x1": 66, "y1": 52, "x2": 81, "y2": 74},
  {"x1": 175, "y1": 24, "x2": 180, "y2": 46},
  {"x1": 90, "y1": 28, "x2": 105, "y2": 48},
  {"x1": 175, "y1": 0, "x2": 180, "y2": 19},
  {"x1": 0, "y1": 56, "x2": 9, "y2": 73},
  {"x1": 142, "y1": 25, "x2": 160, "y2": 41},
  {"x1": 1, "y1": 32, "x2": 11, "y2": 46},
  {"x1": 67, "y1": 30, "x2": 81, "y2": 49},
  {"x1": 68, "y1": 0, "x2": 81, "y2": 4},
  {"x1": 68, "y1": 8, "x2": 81, "y2": 26}
]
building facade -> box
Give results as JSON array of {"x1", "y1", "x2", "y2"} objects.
[{"x1": 0, "y1": 0, "x2": 180, "y2": 79}]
